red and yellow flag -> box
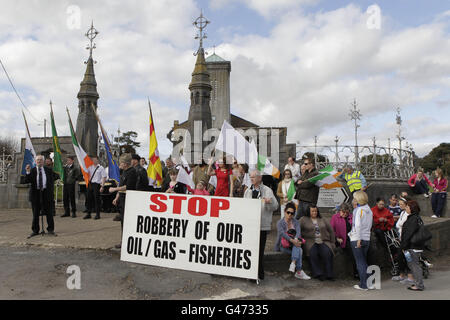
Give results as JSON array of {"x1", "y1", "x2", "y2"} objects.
[{"x1": 147, "y1": 100, "x2": 163, "y2": 187}]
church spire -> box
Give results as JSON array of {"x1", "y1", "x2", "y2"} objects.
[
  {"x1": 193, "y1": 10, "x2": 210, "y2": 56},
  {"x1": 187, "y1": 12, "x2": 212, "y2": 163},
  {"x1": 78, "y1": 21, "x2": 99, "y2": 100},
  {"x1": 76, "y1": 22, "x2": 100, "y2": 157}
]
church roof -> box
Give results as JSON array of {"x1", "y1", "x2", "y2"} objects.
[
  {"x1": 206, "y1": 53, "x2": 227, "y2": 63},
  {"x1": 77, "y1": 55, "x2": 99, "y2": 99},
  {"x1": 230, "y1": 114, "x2": 259, "y2": 128}
]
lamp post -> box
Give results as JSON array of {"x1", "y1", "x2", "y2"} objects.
[
  {"x1": 349, "y1": 99, "x2": 362, "y2": 168},
  {"x1": 396, "y1": 107, "x2": 405, "y2": 166}
]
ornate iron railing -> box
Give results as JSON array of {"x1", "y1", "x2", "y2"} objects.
[
  {"x1": 0, "y1": 148, "x2": 14, "y2": 183},
  {"x1": 296, "y1": 143, "x2": 415, "y2": 180}
]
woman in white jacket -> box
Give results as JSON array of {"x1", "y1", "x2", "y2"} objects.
[{"x1": 349, "y1": 191, "x2": 373, "y2": 291}]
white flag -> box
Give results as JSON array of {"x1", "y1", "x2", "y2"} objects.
[
  {"x1": 176, "y1": 165, "x2": 195, "y2": 189},
  {"x1": 215, "y1": 120, "x2": 255, "y2": 165}
]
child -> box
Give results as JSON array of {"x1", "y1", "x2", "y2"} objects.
[
  {"x1": 387, "y1": 194, "x2": 402, "y2": 222},
  {"x1": 188, "y1": 181, "x2": 210, "y2": 196}
]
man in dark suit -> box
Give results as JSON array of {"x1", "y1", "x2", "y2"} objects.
[
  {"x1": 22, "y1": 155, "x2": 56, "y2": 238},
  {"x1": 62, "y1": 156, "x2": 81, "y2": 218}
]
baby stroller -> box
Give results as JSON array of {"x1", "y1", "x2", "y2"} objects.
[
  {"x1": 383, "y1": 229, "x2": 401, "y2": 276},
  {"x1": 384, "y1": 228, "x2": 431, "y2": 278}
]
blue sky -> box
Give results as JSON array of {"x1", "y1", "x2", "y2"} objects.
[{"x1": 0, "y1": 0, "x2": 449, "y2": 161}]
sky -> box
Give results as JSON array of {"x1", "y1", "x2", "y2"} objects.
[{"x1": 0, "y1": 0, "x2": 449, "y2": 161}]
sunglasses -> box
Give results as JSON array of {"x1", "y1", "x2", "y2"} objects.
[{"x1": 286, "y1": 211, "x2": 295, "y2": 215}]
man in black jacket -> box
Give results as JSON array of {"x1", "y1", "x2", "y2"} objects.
[
  {"x1": 295, "y1": 157, "x2": 320, "y2": 219},
  {"x1": 62, "y1": 156, "x2": 81, "y2": 218},
  {"x1": 131, "y1": 154, "x2": 149, "y2": 191},
  {"x1": 22, "y1": 155, "x2": 56, "y2": 238},
  {"x1": 110, "y1": 153, "x2": 137, "y2": 249}
]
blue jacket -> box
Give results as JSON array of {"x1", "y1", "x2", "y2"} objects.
[{"x1": 274, "y1": 217, "x2": 301, "y2": 251}]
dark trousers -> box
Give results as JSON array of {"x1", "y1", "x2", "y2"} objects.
[
  {"x1": 410, "y1": 179, "x2": 429, "y2": 195},
  {"x1": 258, "y1": 231, "x2": 267, "y2": 280},
  {"x1": 63, "y1": 183, "x2": 76, "y2": 215},
  {"x1": 31, "y1": 191, "x2": 54, "y2": 233},
  {"x1": 87, "y1": 183, "x2": 101, "y2": 216},
  {"x1": 119, "y1": 194, "x2": 126, "y2": 230},
  {"x1": 374, "y1": 228, "x2": 388, "y2": 249},
  {"x1": 342, "y1": 239, "x2": 358, "y2": 275},
  {"x1": 309, "y1": 243, "x2": 334, "y2": 278},
  {"x1": 396, "y1": 249, "x2": 409, "y2": 274},
  {"x1": 295, "y1": 201, "x2": 311, "y2": 220},
  {"x1": 351, "y1": 240, "x2": 370, "y2": 289},
  {"x1": 431, "y1": 192, "x2": 447, "y2": 217}
]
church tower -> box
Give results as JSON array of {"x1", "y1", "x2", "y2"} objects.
[
  {"x1": 187, "y1": 13, "x2": 212, "y2": 162},
  {"x1": 206, "y1": 51, "x2": 231, "y2": 129},
  {"x1": 76, "y1": 22, "x2": 100, "y2": 157}
]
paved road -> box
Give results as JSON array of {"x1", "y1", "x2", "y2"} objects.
[{"x1": 1, "y1": 245, "x2": 449, "y2": 300}]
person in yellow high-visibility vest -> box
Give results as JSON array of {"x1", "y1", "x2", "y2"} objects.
[{"x1": 339, "y1": 165, "x2": 368, "y2": 194}]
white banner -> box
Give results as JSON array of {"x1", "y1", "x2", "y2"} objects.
[{"x1": 120, "y1": 191, "x2": 262, "y2": 280}]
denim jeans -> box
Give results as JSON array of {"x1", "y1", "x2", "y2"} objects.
[
  {"x1": 405, "y1": 249, "x2": 425, "y2": 290},
  {"x1": 280, "y1": 245, "x2": 303, "y2": 271},
  {"x1": 410, "y1": 179, "x2": 429, "y2": 195},
  {"x1": 309, "y1": 243, "x2": 334, "y2": 278},
  {"x1": 431, "y1": 193, "x2": 447, "y2": 217},
  {"x1": 351, "y1": 240, "x2": 370, "y2": 289}
]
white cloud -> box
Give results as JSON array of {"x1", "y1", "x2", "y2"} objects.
[
  {"x1": 0, "y1": 1, "x2": 448, "y2": 163},
  {"x1": 211, "y1": 0, "x2": 318, "y2": 18}
]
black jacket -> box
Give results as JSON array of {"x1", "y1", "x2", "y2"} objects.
[
  {"x1": 21, "y1": 166, "x2": 55, "y2": 206},
  {"x1": 63, "y1": 164, "x2": 81, "y2": 185},
  {"x1": 295, "y1": 169, "x2": 320, "y2": 204},
  {"x1": 400, "y1": 212, "x2": 425, "y2": 250},
  {"x1": 135, "y1": 165, "x2": 149, "y2": 191}
]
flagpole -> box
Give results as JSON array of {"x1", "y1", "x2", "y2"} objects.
[
  {"x1": 22, "y1": 110, "x2": 32, "y2": 140},
  {"x1": 90, "y1": 102, "x2": 111, "y2": 146}
]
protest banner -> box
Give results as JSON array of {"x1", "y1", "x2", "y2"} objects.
[{"x1": 120, "y1": 191, "x2": 262, "y2": 280}]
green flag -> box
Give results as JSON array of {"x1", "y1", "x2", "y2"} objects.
[
  {"x1": 50, "y1": 104, "x2": 64, "y2": 182},
  {"x1": 287, "y1": 179, "x2": 296, "y2": 201}
]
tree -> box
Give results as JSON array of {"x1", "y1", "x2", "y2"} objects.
[
  {"x1": 114, "y1": 131, "x2": 141, "y2": 155},
  {"x1": 360, "y1": 154, "x2": 395, "y2": 164},
  {"x1": 0, "y1": 135, "x2": 19, "y2": 155},
  {"x1": 301, "y1": 152, "x2": 328, "y2": 163},
  {"x1": 418, "y1": 143, "x2": 450, "y2": 176}
]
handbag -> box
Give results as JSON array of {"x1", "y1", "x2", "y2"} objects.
[
  {"x1": 281, "y1": 229, "x2": 297, "y2": 248},
  {"x1": 410, "y1": 217, "x2": 432, "y2": 246}
]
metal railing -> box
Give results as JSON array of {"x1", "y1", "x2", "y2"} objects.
[
  {"x1": 0, "y1": 148, "x2": 14, "y2": 183},
  {"x1": 296, "y1": 143, "x2": 415, "y2": 180}
]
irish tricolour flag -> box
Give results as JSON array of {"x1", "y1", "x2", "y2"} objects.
[
  {"x1": 308, "y1": 165, "x2": 342, "y2": 189},
  {"x1": 255, "y1": 149, "x2": 280, "y2": 179},
  {"x1": 67, "y1": 108, "x2": 94, "y2": 186}
]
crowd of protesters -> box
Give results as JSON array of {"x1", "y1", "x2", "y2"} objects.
[{"x1": 23, "y1": 152, "x2": 444, "y2": 290}]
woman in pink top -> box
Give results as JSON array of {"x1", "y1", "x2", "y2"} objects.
[
  {"x1": 431, "y1": 168, "x2": 448, "y2": 218},
  {"x1": 330, "y1": 203, "x2": 358, "y2": 278},
  {"x1": 408, "y1": 168, "x2": 433, "y2": 197}
]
